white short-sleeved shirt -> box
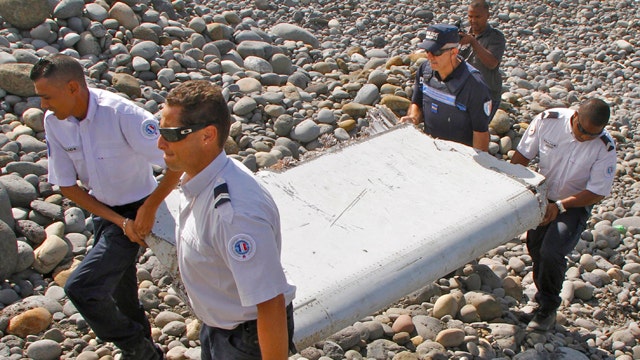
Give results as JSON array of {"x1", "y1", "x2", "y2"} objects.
[
  {"x1": 176, "y1": 151, "x2": 296, "y2": 329},
  {"x1": 516, "y1": 108, "x2": 617, "y2": 201},
  {"x1": 45, "y1": 88, "x2": 165, "y2": 206}
]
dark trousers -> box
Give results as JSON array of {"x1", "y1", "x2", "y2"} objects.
[
  {"x1": 200, "y1": 303, "x2": 295, "y2": 360},
  {"x1": 526, "y1": 205, "x2": 590, "y2": 312},
  {"x1": 64, "y1": 199, "x2": 150, "y2": 350}
]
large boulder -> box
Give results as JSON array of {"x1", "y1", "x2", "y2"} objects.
[
  {"x1": 0, "y1": 220, "x2": 18, "y2": 280},
  {"x1": 270, "y1": 23, "x2": 319, "y2": 48},
  {"x1": 0, "y1": 63, "x2": 36, "y2": 97},
  {"x1": 0, "y1": 184, "x2": 13, "y2": 229},
  {"x1": 112, "y1": 73, "x2": 141, "y2": 99},
  {"x1": 52, "y1": 0, "x2": 84, "y2": 19},
  {"x1": 0, "y1": 174, "x2": 38, "y2": 208},
  {"x1": 108, "y1": 2, "x2": 139, "y2": 30},
  {"x1": 0, "y1": 0, "x2": 50, "y2": 30}
]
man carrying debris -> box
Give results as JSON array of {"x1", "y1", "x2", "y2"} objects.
[
  {"x1": 401, "y1": 23, "x2": 492, "y2": 151},
  {"x1": 511, "y1": 98, "x2": 617, "y2": 331},
  {"x1": 157, "y1": 80, "x2": 296, "y2": 359},
  {"x1": 32, "y1": 54, "x2": 181, "y2": 359}
]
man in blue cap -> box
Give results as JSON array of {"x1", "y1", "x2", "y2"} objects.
[{"x1": 401, "y1": 23, "x2": 492, "y2": 151}]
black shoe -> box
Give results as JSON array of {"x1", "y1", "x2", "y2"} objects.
[
  {"x1": 154, "y1": 343, "x2": 165, "y2": 360},
  {"x1": 515, "y1": 304, "x2": 540, "y2": 324},
  {"x1": 526, "y1": 309, "x2": 556, "y2": 332},
  {"x1": 517, "y1": 306, "x2": 539, "y2": 323},
  {"x1": 121, "y1": 337, "x2": 162, "y2": 360}
]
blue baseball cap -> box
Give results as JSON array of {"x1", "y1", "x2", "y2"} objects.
[{"x1": 418, "y1": 24, "x2": 460, "y2": 53}]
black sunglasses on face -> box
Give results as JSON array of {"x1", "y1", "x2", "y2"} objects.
[
  {"x1": 159, "y1": 123, "x2": 211, "y2": 142},
  {"x1": 428, "y1": 47, "x2": 455, "y2": 57}
]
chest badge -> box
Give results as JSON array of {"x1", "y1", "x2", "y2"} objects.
[{"x1": 542, "y1": 138, "x2": 557, "y2": 149}]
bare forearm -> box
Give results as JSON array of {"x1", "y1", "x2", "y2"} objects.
[
  {"x1": 510, "y1": 151, "x2": 530, "y2": 166},
  {"x1": 256, "y1": 294, "x2": 288, "y2": 360},
  {"x1": 133, "y1": 169, "x2": 183, "y2": 238},
  {"x1": 60, "y1": 185, "x2": 123, "y2": 225},
  {"x1": 470, "y1": 38, "x2": 499, "y2": 69},
  {"x1": 472, "y1": 131, "x2": 489, "y2": 152},
  {"x1": 400, "y1": 103, "x2": 423, "y2": 125},
  {"x1": 558, "y1": 190, "x2": 604, "y2": 209}
]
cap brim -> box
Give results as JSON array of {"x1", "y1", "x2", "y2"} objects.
[{"x1": 418, "y1": 40, "x2": 441, "y2": 53}]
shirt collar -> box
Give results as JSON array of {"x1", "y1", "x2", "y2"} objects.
[
  {"x1": 473, "y1": 24, "x2": 493, "y2": 38},
  {"x1": 84, "y1": 88, "x2": 99, "y2": 122},
  {"x1": 180, "y1": 150, "x2": 229, "y2": 199}
]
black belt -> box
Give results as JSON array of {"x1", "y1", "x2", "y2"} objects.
[{"x1": 108, "y1": 197, "x2": 147, "y2": 215}]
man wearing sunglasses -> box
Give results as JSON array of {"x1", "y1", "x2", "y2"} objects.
[
  {"x1": 401, "y1": 23, "x2": 492, "y2": 151},
  {"x1": 157, "y1": 80, "x2": 296, "y2": 360},
  {"x1": 31, "y1": 54, "x2": 181, "y2": 360},
  {"x1": 511, "y1": 99, "x2": 617, "y2": 332}
]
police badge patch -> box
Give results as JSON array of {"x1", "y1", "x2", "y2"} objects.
[
  {"x1": 228, "y1": 234, "x2": 257, "y2": 262},
  {"x1": 140, "y1": 118, "x2": 159, "y2": 140},
  {"x1": 483, "y1": 101, "x2": 492, "y2": 116},
  {"x1": 606, "y1": 165, "x2": 615, "y2": 178}
]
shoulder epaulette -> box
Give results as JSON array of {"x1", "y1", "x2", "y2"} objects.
[
  {"x1": 600, "y1": 133, "x2": 615, "y2": 152},
  {"x1": 541, "y1": 111, "x2": 560, "y2": 119},
  {"x1": 214, "y1": 183, "x2": 231, "y2": 208}
]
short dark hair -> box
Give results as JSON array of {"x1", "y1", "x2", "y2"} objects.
[
  {"x1": 470, "y1": 0, "x2": 490, "y2": 11},
  {"x1": 165, "y1": 80, "x2": 230, "y2": 148},
  {"x1": 30, "y1": 54, "x2": 86, "y2": 85},
  {"x1": 579, "y1": 98, "x2": 610, "y2": 128}
]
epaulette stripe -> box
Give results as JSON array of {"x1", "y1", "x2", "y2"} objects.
[
  {"x1": 214, "y1": 183, "x2": 230, "y2": 208},
  {"x1": 542, "y1": 111, "x2": 560, "y2": 119},
  {"x1": 599, "y1": 134, "x2": 614, "y2": 152}
]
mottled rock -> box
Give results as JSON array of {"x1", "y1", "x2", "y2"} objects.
[
  {"x1": 7, "y1": 307, "x2": 52, "y2": 338},
  {"x1": 33, "y1": 234, "x2": 69, "y2": 274},
  {"x1": 112, "y1": 73, "x2": 142, "y2": 99},
  {"x1": 162, "y1": 320, "x2": 186, "y2": 337},
  {"x1": 271, "y1": 23, "x2": 319, "y2": 48},
  {"x1": 30, "y1": 200, "x2": 64, "y2": 221},
  {"x1": 290, "y1": 119, "x2": 320, "y2": 143},
  {"x1": 108, "y1": 2, "x2": 139, "y2": 30},
  {"x1": 432, "y1": 294, "x2": 459, "y2": 319},
  {"x1": 392, "y1": 314, "x2": 415, "y2": 334},
  {"x1": 16, "y1": 219, "x2": 46, "y2": 245},
  {"x1": 0, "y1": 63, "x2": 35, "y2": 96},
  {"x1": 22, "y1": 108, "x2": 45, "y2": 132},
  {"x1": 328, "y1": 325, "x2": 362, "y2": 350},
  {"x1": 0, "y1": 220, "x2": 18, "y2": 280},
  {"x1": 435, "y1": 328, "x2": 465, "y2": 348},
  {"x1": 26, "y1": 339, "x2": 61, "y2": 360},
  {"x1": 0, "y1": 0, "x2": 50, "y2": 30},
  {"x1": 52, "y1": 0, "x2": 84, "y2": 19}
]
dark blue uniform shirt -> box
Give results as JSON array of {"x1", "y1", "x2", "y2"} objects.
[{"x1": 411, "y1": 59, "x2": 492, "y2": 147}]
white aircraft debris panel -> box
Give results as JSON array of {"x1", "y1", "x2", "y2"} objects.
[{"x1": 147, "y1": 124, "x2": 547, "y2": 350}]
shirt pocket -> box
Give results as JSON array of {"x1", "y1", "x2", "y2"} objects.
[
  {"x1": 566, "y1": 157, "x2": 590, "y2": 184},
  {"x1": 95, "y1": 144, "x2": 136, "y2": 181},
  {"x1": 66, "y1": 147, "x2": 87, "y2": 183}
]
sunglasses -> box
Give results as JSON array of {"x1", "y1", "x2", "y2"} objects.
[
  {"x1": 575, "y1": 115, "x2": 602, "y2": 137},
  {"x1": 428, "y1": 47, "x2": 455, "y2": 57},
  {"x1": 159, "y1": 123, "x2": 211, "y2": 142}
]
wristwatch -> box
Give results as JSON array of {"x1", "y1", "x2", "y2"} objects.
[{"x1": 555, "y1": 200, "x2": 566, "y2": 214}]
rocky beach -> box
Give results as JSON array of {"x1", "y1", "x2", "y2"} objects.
[{"x1": 0, "y1": 0, "x2": 639, "y2": 359}]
